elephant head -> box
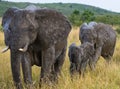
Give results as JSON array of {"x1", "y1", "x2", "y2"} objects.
[
  {"x1": 79, "y1": 22, "x2": 97, "y2": 44},
  {"x1": 2, "y1": 8, "x2": 39, "y2": 52},
  {"x1": 9, "y1": 10, "x2": 38, "y2": 51}
]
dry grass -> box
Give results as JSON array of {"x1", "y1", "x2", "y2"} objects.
[{"x1": 0, "y1": 27, "x2": 120, "y2": 89}]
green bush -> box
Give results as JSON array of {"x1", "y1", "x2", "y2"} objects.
[
  {"x1": 116, "y1": 26, "x2": 120, "y2": 34},
  {"x1": 81, "y1": 9, "x2": 95, "y2": 23},
  {"x1": 95, "y1": 15, "x2": 120, "y2": 25},
  {"x1": 0, "y1": 25, "x2": 3, "y2": 32},
  {"x1": 69, "y1": 10, "x2": 95, "y2": 26}
]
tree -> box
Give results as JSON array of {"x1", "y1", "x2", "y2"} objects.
[
  {"x1": 81, "y1": 10, "x2": 95, "y2": 22},
  {"x1": 73, "y1": 9, "x2": 79, "y2": 15},
  {"x1": 69, "y1": 10, "x2": 82, "y2": 26},
  {"x1": 69, "y1": 9, "x2": 95, "y2": 26},
  {"x1": 95, "y1": 15, "x2": 120, "y2": 25}
]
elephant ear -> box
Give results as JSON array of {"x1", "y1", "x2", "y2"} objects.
[
  {"x1": 2, "y1": 7, "x2": 19, "y2": 26},
  {"x1": 2, "y1": 7, "x2": 19, "y2": 47}
]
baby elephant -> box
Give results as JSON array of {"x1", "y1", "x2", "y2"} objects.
[{"x1": 68, "y1": 42, "x2": 95, "y2": 76}]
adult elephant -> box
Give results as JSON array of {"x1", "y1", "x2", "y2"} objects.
[
  {"x1": 2, "y1": 7, "x2": 71, "y2": 89},
  {"x1": 79, "y1": 22, "x2": 116, "y2": 69}
]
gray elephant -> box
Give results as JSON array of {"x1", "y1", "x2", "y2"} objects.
[
  {"x1": 79, "y1": 22, "x2": 116, "y2": 69},
  {"x1": 2, "y1": 6, "x2": 71, "y2": 89},
  {"x1": 68, "y1": 42, "x2": 95, "y2": 76}
]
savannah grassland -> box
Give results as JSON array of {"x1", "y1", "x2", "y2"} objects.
[{"x1": 0, "y1": 24, "x2": 120, "y2": 89}]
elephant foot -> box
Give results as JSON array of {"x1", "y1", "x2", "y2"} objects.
[
  {"x1": 49, "y1": 71, "x2": 59, "y2": 83},
  {"x1": 25, "y1": 84, "x2": 34, "y2": 89},
  {"x1": 105, "y1": 59, "x2": 112, "y2": 67},
  {"x1": 105, "y1": 58, "x2": 112, "y2": 65},
  {"x1": 15, "y1": 82, "x2": 23, "y2": 89},
  {"x1": 39, "y1": 78, "x2": 52, "y2": 88},
  {"x1": 89, "y1": 60, "x2": 97, "y2": 71},
  {"x1": 90, "y1": 64, "x2": 96, "y2": 71}
]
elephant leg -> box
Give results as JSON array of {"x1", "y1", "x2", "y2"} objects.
[
  {"x1": 10, "y1": 50, "x2": 22, "y2": 89},
  {"x1": 80, "y1": 60, "x2": 88, "y2": 77},
  {"x1": 70, "y1": 63, "x2": 76, "y2": 78},
  {"x1": 105, "y1": 55, "x2": 112, "y2": 65},
  {"x1": 54, "y1": 45, "x2": 66, "y2": 79},
  {"x1": 40, "y1": 46, "x2": 55, "y2": 84},
  {"x1": 21, "y1": 52, "x2": 33, "y2": 87},
  {"x1": 90, "y1": 47, "x2": 102, "y2": 70},
  {"x1": 103, "y1": 47, "x2": 115, "y2": 63}
]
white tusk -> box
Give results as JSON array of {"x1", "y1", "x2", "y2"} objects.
[
  {"x1": 19, "y1": 48, "x2": 25, "y2": 52},
  {"x1": 1, "y1": 46, "x2": 9, "y2": 53},
  {"x1": 18, "y1": 43, "x2": 28, "y2": 52},
  {"x1": 19, "y1": 48, "x2": 27, "y2": 52}
]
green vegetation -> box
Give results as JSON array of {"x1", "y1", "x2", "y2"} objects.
[
  {"x1": 81, "y1": 10, "x2": 95, "y2": 22},
  {"x1": 116, "y1": 26, "x2": 120, "y2": 34},
  {"x1": 69, "y1": 10, "x2": 82, "y2": 26},
  {"x1": 0, "y1": 1, "x2": 119, "y2": 17},
  {"x1": 0, "y1": 18, "x2": 2, "y2": 32},
  {"x1": 0, "y1": 25, "x2": 2, "y2": 32},
  {"x1": 95, "y1": 15, "x2": 120, "y2": 25},
  {"x1": 69, "y1": 9, "x2": 120, "y2": 26},
  {"x1": 69, "y1": 10, "x2": 95, "y2": 26},
  {"x1": 0, "y1": 1, "x2": 120, "y2": 26}
]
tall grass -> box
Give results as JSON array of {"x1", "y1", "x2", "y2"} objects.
[{"x1": 0, "y1": 28, "x2": 120, "y2": 89}]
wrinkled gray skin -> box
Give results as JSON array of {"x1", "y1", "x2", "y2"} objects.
[
  {"x1": 80, "y1": 22, "x2": 116, "y2": 69},
  {"x1": 2, "y1": 6, "x2": 71, "y2": 89},
  {"x1": 68, "y1": 42, "x2": 95, "y2": 76}
]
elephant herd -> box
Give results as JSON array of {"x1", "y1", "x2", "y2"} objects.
[
  {"x1": 1, "y1": 6, "x2": 116, "y2": 89},
  {"x1": 69, "y1": 22, "x2": 116, "y2": 76}
]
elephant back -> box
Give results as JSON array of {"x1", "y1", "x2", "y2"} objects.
[{"x1": 35, "y1": 9, "x2": 72, "y2": 48}]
